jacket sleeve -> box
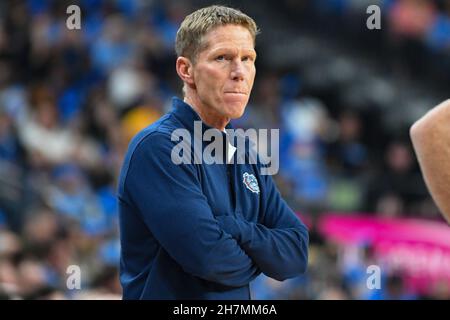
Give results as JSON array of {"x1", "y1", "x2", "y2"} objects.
[
  {"x1": 123, "y1": 132, "x2": 260, "y2": 287},
  {"x1": 216, "y1": 169, "x2": 309, "y2": 281}
]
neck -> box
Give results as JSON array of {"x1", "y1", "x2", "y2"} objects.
[{"x1": 184, "y1": 94, "x2": 229, "y2": 131}]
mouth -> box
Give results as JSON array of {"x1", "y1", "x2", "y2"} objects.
[{"x1": 224, "y1": 92, "x2": 247, "y2": 96}]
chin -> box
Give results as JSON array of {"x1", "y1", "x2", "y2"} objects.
[
  {"x1": 222, "y1": 100, "x2": 248, "y2": 119},
  {"x1": 226, "y1": 105, "x2": 246, "y2": 119}
]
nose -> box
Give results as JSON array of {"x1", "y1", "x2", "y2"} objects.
[{"x1": 230, "y1": 60, "x2": 244, "y2": 81}]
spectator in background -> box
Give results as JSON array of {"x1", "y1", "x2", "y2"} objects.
[
  {"x1": 17, "y1": 87, "x2": 102, "y2": 170},
  {"x1": 279, "y1": 97, "x2": 331, "y2": 211},
  {"x1": 388, "y1": 0, "x2": 437, "y2": 77},
  {"x1": 326, "y1": 110, "x2": 368, "y2": 212},
  {"x1": 367, "y1": 140, "x2": 427, "y2": 217}
]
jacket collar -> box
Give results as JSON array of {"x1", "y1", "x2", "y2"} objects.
[
  {"x1": 171, "y1": 97, "x2": 233, "y2": 134},
  {"x1": 171, "y1": 97, "x2": 237, "y2": 163}
]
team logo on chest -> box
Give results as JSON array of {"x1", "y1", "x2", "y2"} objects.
[{"x1": 243, "y1": 172, "x2": 260, "y2": 194}]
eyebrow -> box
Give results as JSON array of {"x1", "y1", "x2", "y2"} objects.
[
  {"x1": 243, "y1": 49, "x2": 257, "y2": 58},
  {"x1": 210, "y1": 47, "x2": 257, "y2": 57}
]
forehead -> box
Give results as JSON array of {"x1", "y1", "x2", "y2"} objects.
[{"x1": 200, "y1": 24, "x2": 255, "y2": 53}]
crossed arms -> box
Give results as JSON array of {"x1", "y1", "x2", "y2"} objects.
[{"x1": 124, "y1": 132, "x2": 309, "y2": 287}]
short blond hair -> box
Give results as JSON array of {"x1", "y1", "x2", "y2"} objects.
[{"x1": 175, "y1": 5, "x2": 259, "y2": 62}]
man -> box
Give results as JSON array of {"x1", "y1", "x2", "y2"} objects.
[
  {"x1": 410, "y1": 99, "x2": 450, "y2": 224},
  {"x1": 118, "y1": 5, "x2": 309, "y2": 300}
]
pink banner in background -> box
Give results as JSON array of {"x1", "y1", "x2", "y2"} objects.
[{"x1": 317, "y1": 213, "x2": 450, "y2": 295}]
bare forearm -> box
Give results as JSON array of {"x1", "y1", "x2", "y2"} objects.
[{"x1": 410, "y1": 99, "x2": 450, "y2": 223}]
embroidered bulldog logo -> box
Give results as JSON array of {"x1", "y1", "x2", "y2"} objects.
[{"x1": 243, "y1": 172, "x2": 260, "y2": 194}]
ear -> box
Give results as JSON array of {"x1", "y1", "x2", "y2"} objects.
[{"x1": 176, "y1": 56, "x2": 195, "y2": 87}]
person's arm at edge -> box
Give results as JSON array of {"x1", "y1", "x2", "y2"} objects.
[{"x1": 410, "y1": 99, "x2": 450, "y2": 224}]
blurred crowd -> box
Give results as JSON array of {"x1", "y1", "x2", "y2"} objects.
[{"x1": 0, "y1": 0, "x2": 449, "y2": 299}]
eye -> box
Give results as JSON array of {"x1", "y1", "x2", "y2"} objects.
[
  {"x1": 242, "y1": 56, "x2": 254, "y2": 62},
  {"x1": 215, "y1": 55, "x2": 225, "y2": 61}
]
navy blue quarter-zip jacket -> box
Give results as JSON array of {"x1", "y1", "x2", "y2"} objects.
[{"x1": 117, "y1": 97, "x2": 309, "y2": 300}]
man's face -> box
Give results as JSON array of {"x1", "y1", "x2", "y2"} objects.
[{"x1": 191, "y1": 24, "x2": 256, "y2": 120}]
